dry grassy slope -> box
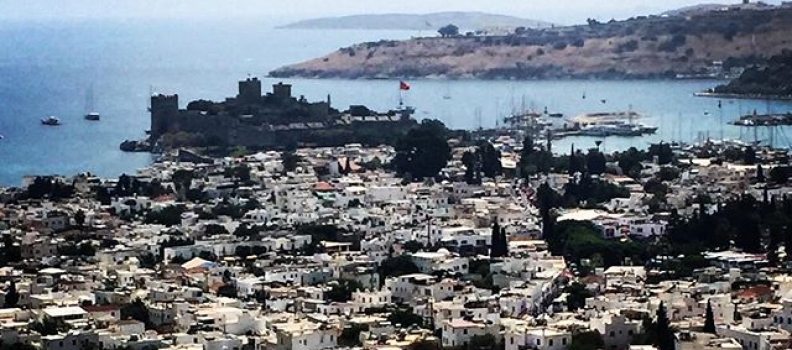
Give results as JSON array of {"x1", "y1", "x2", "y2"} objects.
[{"x1": 271, "y1": 22, "x2": 792, "y2": 79}]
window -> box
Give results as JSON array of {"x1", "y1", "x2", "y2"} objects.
[
  {"x1": 562, "y1": 338, "x2": 567, "y2": 346},
  {"x1": 609, "y1": 331, "x2": 615, "y2": 337},
  {"x1": 536, "y1": 339, "x2": 541, "y2": 346},
  {"x1": 510, "y1": 338, "x2": 514, "y2": 345},
  {"x1": 549, "y1": 339, "x2": 553, "y2": 346},
  {"x1": 464, "y1": 329, "x2": 468, "y2": 335},
  {"x1": 628, "y1": 330, "x2": 634, "y2": 336}
]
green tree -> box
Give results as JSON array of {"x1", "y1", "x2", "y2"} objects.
[
  {"x1": 462, "y1": 150, "x2": 478, "y2": 184},
  {"x1": 568, "y1": 330, "x2": 604, "y2": 350},
  {"x1": 74, "y1": 209, "x2": 86, "y2": 228},
  {"x1": 408, "y1": 339, "x2": 441, "y2": 350},
  {"x1": 380, "y1": 255, "x2": 419, "y2": 278},
  {"x1": 144, "y1": 205, "x2": 185, "y2": 226},
  {"x1": 563, "y1": 282, "x2": 593, "y2": 311},
  {"x1": 656, "y1": 302, "x2": 676, "y2": 350},
  {"x1": 171, "y1": 169, "x2": 194, "y2": 201},
  {"x1": 402, "y1": 240, "x2": 425, "y2": 253},
  {"x1": 392, "y1": 120, "x2": 451, "y2": 180},
  {"x1": 233, "y1": 165, "x2": 252, "y2": 183},
  {"x1": 387, "y1": 308, "x2": 424, "y2": 328},
  {"x1": 4, "y1": 280, "x2": 19, "y2": 308},
  {"x1": 31, "y1": 317, "x2": 62, "y2": 336},
  {"x1": 744, "y1": 146, "x2": 758, "y2": 165},
  {"x1": 339, "y1": 324, "x2": 369, "y2": 347},
  {"x1": 586, "y1": 148, "x2": 607, "y2": 175},
  {"x1": 478, "y1": 141, "x2": 502, "y2": 178},
  {"x1": 438, "y1": 24, "x2": 460, "y2": 37},
  {"x1": 648, "y1": 143, "x2": 674, "y2": 165},
  {"x1": 467, "y1": 334, "x2": 499, "y2": 350},
  {"x1": 757, "y1": 164, "x2": 766, "y2": 183},
  {"x1": 282, "y1": 151, "x2": 303, "y2": 172},
  {"x1": 121, "y1": 298, "x2": 151, "y2": 328},
  {"x1": 325, "y1": 279, "x2": 363, "y2": 303},
  {"x1": 614, "y1": 147, "x2": 645, "y2": 178},
  {"x1": 703, "y1": 300, "x2": 716, "y2": 333}
]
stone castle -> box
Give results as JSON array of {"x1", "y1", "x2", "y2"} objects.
[{"x1": 149, "y1": 78, "x2": 414, "y2": 150}]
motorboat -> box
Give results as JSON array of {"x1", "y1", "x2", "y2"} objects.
[{"x1": 41, "y1": 116, "x2": 61, "y2": 126}]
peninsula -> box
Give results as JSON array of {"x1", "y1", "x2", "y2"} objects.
[
  {"x1": 279, "y1": 12, "x2": 553, "y2": 32},
  {"x1": 270, "y1": 5, "x2": 792, "y2": 80},
  {"x1": 703, "y1": 50, "x2": 792, "y2": 100}
]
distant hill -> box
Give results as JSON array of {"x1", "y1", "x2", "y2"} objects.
[
  {"x1": 270, "y1": 6, "x2": 792, "y2": 80},
  {"x1": 661, "y1": 2, "x2": 775, "y2": 17},
  {"x1": 279, "y1": 12, "x2": 554, "y2": 31}
]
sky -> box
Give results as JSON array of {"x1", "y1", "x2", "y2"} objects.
[{"x1": 0, "y1": 0, "x2": 782, "y2": 26}]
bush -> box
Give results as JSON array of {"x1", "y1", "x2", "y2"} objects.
[
  {"x1": 615, "y1": 40, "x2": 639, "y2": 53},
  {"x1": 553, "y1": 41, "x2": 568, "y2": 50}
]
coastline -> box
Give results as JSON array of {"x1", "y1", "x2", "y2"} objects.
[{"x1": 694, "y1": 91, "x2": 792, "y2": 101}]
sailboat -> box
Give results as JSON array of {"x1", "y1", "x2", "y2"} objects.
[
  {"x1": 84, "y1": 85, "x2": 100, "y2": 121},
  {"x1": 442, "y1": 84, "x2": 452, "y2": 100}
]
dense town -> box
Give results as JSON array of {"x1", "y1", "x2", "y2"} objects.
[{"x1": 3, "y1": 121, "x2": 792, "y2": 350}]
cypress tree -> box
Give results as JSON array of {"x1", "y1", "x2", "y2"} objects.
[
  {"x1": 4, "y1": 280, "x2": 19, "y2": 308},
  {"x1": 757, "y1": 164, "x2": 765, "y2": 183},
  {"x1": 656, "y1": 302, "x2": 676, "y2": 350},
  {"x1": 703, "y1": 300, "x2": 716, "y2": 334},
  {"x1": 501, "y1": 227, "x2": 509, "y2": 257},
  {"x1": 490, "y1": 220, "x2": 502, "y2": 258}
]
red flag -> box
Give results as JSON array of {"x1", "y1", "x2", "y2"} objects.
[{"x1": 399, "y1": 81, "x2": 411, "y2": 91}]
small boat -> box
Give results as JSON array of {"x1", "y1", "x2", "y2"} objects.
[
  {"x1": 549, "y1": 113, "x2": 564, "y2": 118},
  {"x1": 41, "y1": 116, "x2": 61, "y2": 126},
  {"x1": 84, "y1": 85, "x2": 100, "y2": 121}
]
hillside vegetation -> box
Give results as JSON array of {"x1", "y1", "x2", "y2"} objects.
[
  {"x1": 270, "y1": 7, "x2": 792, "y2": 80},
  {"x1": 714, "y1": 50, "x2": 792, "y2": 97}
]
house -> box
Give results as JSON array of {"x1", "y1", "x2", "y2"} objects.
[
  {"x1": 505, "y1": 326, "x2": 571, "y2": 350},
  {"x1": 273, "y1": 320, "x2": 340, "y2": 350},
  {"x1": 590, "y1": 311, "x2": 641, "y2": 350},
  {"x1": 441, "y1": 318, "x2": 492, "y2": 348}
]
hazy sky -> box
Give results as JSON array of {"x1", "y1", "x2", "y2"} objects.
[{"x1": 0, "y1": 0, "x2": 781, "y2": 25}]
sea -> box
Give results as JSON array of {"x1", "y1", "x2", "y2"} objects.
[{"x1": 1, "y1": 18, "x2": 792, "y2": 187}]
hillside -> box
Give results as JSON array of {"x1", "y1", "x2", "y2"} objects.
[
  {"x1": 660, "y1": 2, "x2": 774, "y2": 17},
  {"x1": 270, "y1": 7, "x2": 792, "y2": 80},
  {"x1": 712, "y1": 50, "x2": 792, "y2": 98},
  {"x1": 278, "y1": 11, "x2": 553, "y2": 31}
]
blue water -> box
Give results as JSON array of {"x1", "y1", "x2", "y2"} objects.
[{"x1": 1, "y1": 19, "x2": 792, "y2": 186}]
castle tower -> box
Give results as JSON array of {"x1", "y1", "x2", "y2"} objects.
[
  {"x1": 238, "y1": 77, "x2": 262, "y2": 105},
  {"x1": 150, "y1": 94, "x2": 179, "y2": 141},
  {"x1": 272, "y1": 82, "x2": 292, "y2": 101}
]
